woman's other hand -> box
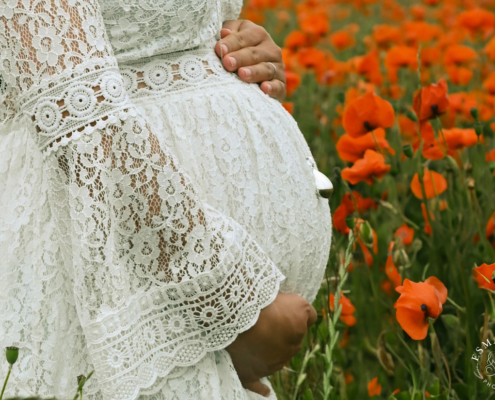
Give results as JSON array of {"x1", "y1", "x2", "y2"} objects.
[
  {"x1": 226, "y1": 293, "x2": 318, "y2": 397},
  {"x1": 215, "y1": 20, "x2": 286, "y2": 102}
]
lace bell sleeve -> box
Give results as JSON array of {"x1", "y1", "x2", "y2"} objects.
[{"x1": 0, "y1": 1, "x2": 285, "y2": 399}]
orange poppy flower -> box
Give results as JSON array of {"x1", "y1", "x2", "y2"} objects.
[
  {"x1": 411, "y1": 5, "x2": 426, "y2": 20},
  {"x1": 487, "y1": 212, "x2": 495, "y2": 243},
  {"x1": 419, "y1": 122, "x2": 446, "y2": 160},
  {"x1": 485, "y1": 36, "x2": 495, "y2": 62},
  {"x1": 340, "y1": 328, "x2": 350, "y2": 347},
  {"x1": 473, "y1": 263, "x2": 495, "y2": 291},
  {"x1": 442, "y1": 128, "x2": 478, "y2": 149},
  {"x1": 296, "y1": 47, "x2": 328, "y2": 75},
  {"x1": 330, "y1": 31, "x2": 356, "y2": 51},
  {"x1": 483, "y1": 72, "x2": 495, "y2": 94},
  {"x1": 285, "y1": 70, "x2": 301, "y2": 97},
  {"x1": 443, "y1": 45, "x2": 477, "y2": 66},
  {"x1": 344, "y1": 370, "x2": 354, "y2": 385},
  {"x1": 300, "y1": 13, "x2": 330, "y2": 36},
  {"x1": 447, "y1": 66, "x2": 473, "y2": 86},
  {"x1": 341, "y1": 150, "x2": 391, "y2": 185},
  {"x1": 394, "y1": 277, "x2": 448, "y2": 340},
  {"x1": 413, "y1": 78, "x2": 449, "y2": 122},
  {"x1": 404, "y1": 21, "x2": 442, "y2": 44},
  {"x1": 336, "y1": 128, "x2": 395, "y2": 163},
  {"x1": 284, "y1": 31, "x2": 308, "y2": 51},
  {"x1": 381, "y1": 279, "x2": 393, "y2": 296},
  {"x1": 385, "y1": 46, "x2": 419, "y2": 83},
  {"x1": 399, "y1": 114, "x2": 419, "y2": 141},
  {"x1": 410, "y1": 169, "x2": 448, "y2": 199},
  {"x1": 367, "y1": 377, "x2": 382, "y2": 397},
  {"x1": 356, "y1": 220, "x2": 378, "y2": 267},
  {"x1": 282, "y1": 102, "x2": 294, "y2": 114},
  {"x1": 356, "y1": 50, "x2": 384, "y2": 85},
  {"x1": 457, "y1": 8, "x2": 495, "y2": 37},
  {"x1": 329, "y1": 292, "x2": 357, "y2": 326},
  {"x1": 373, "y1": 24, "x2": 401, "y2": 46},
  {"x1": 395, "y1": 223, "x2": 415, "y2": 245},
  {"x1": 386, "y1": 241, "x2": 402, "y2": 288},
  {"x1": 343, "y1": 92, "x2": 395, "y2": 138},
  {"x1": 332, "y1": 192, "x2": 377, "y2": 235}
]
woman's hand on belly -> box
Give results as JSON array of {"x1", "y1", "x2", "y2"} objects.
[
  {"x1": 226, "y1": 293, "x2": 317, "y2": 397},
  {"x1": 215, "y1": 20, "x2": 286, "y2": 102}
]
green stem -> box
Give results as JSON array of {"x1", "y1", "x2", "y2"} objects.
[
  {"x1": 0, "y1": 365, "x2": 12, "y2": 400},
  {"x1": 446, "y1": 296, "x2": 466, "y2": 313},
  {"x1": 397, "y1": 332, "x2": 422, "y2": 368}
]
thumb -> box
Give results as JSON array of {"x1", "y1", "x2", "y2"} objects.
[
  {"x1": 243, "y1": 380, "x2": 271, "y2": 398},
  {"x1": 307, "y1": 304, "x2": 317, "y2": 328}
]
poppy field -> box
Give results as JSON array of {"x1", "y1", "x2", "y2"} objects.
[{"x1": 240, "y1": 0, "x2": 495, "y2": 399}]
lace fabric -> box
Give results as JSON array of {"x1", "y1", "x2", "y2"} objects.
[
  {"x1": 0, "y1": 0, "x2": 289, "y2": 399},
  {"x1": 0, "y1": 0, "x2": 332, "y2": 399}
]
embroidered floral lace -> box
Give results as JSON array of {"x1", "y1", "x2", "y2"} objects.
[{"x1": 0, "y1": 1, "x2": 290, "y2": 399}]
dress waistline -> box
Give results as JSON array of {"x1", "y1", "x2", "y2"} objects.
[{"x1": 118, "y1": 44, "x2": 243, "y2": 101}]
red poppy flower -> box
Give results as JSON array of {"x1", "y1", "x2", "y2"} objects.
[
  {"x1": 367, "y1": 377, "x2": 382, "y2": 397},
  {"x1": 472, "y1": 263, "x2": 495, "y2": 291},
  {"x1": 385, "y1": 46, "x2": 419, "y2": 83},
  {"x1": 285, "y1": 70, "x2": 301, "y2": 97},
  {"x1": 332, "y1": 192, "x2": 377, "y2": 235},
  {"x1": 300, "y1": 13, "x2": 330, "y2": 36},
  {"x1": 343, "y1": 92, "x2": 395, "y2": 138},
  {"x1": 394, "y1": 277, "x2": 448, "y2": 340},
  {"x1": 413, "y1": 78, "x2": 449, "y2": 122},
  {"x1": 395, "y1": 223, "x2": 415, "y2": 245},
  {"x1": 444, "y1": 45, "x2": 477, "y2": 66},
  {"x1": 284, "y1": 30, "x2": 308, "y2": 50},
  {"x1": 457, "y1": 8, "x2": 495, "y2": 36},
  {"x1": 410, "y1": 169, "x2": 448, "y2": 199},
  {"x1": 329, "y1": 292, "x2": 357, "y2": 326},
  {"x1": 330, "y1": 31, "x2": 356, "y2": 51},
  {"x1": 336, "y1": 128, "x2": 395, "y2": 163},
  {"x1": 341, "y1": 150, "x2": 391, "y2": 185}
]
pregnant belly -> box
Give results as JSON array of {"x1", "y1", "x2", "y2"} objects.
[{"x1": 132, "y1": 77, "x2": 332, "y2": 304}]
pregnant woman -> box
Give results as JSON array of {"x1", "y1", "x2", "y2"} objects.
[{"x1": 0, "y1": 1, "x2": 332, "y2": 399}]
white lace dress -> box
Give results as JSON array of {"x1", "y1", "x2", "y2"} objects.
[{"x1": 0, "y1": 1, "x2": 332, "y2": 399}]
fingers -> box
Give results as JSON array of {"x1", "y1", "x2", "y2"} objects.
[
  {"x1": 222, "y1": 20, "x2": 243, "y2": 33},
  {"x1": 243, "y1": 380, "x2": 271, "y2": 398},
  {"x1": 260, "y1": 80, "x2": 287, "y2": 102},
  {"x1": 307, "y1": 304, "x2": 318, "y2": 327},
  {"x1": 238, "y1": 61, "x2": 283, "y2": 83},
  {"x1": 220, "y1": 20, "x2": 269, "y2": 54}
]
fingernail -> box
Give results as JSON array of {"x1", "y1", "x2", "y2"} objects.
[
  {"x1": 221, "y1": 44, "x2": 228, "y2": 55},
  {"x1": 242, "y1": 68, "x2": 252, "y2": 78},
  {"x1": 266, "y1": 83, "x2": 272, "y2": 93},
  {"x1": 228, "y1": 56, "x2": 237, "y2": 68}
]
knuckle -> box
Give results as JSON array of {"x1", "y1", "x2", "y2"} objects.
[{"x1": 250, "y1": 47, "x2": 261, "y2": 63}]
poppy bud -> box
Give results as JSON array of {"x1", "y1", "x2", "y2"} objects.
[
  {"x1": 345, "y1": 216, "x2": 355, "y2": 229},
  {"x1": 488, "y1": 161, "x2": 495, "y2": 173},
  {"x1": 390, "y1": 167, "x2": 398, "y2": 176},
  {"x1": 403, "y1": 144, "x2": 414, "y2": 158},
  {"x1": 470, "y1": 107, "x2": 479, "y2": 120},
  {"x1": 336, "y1": 92, "x2": 346, "y2": 103},
  {"x1": 475, "y1": 124, "x2": 483, "y2": 136},
  {"x1": 359, "y1": 221, "x2": 373, "y2": 244},
  {"x1": 333, "y1": 166, "x2": 342, "y2": 180},
  {"x1": 405, "y1": 109, "x2": 418, "y2": 122},
  {"x1": 77, "y1": 375, "x2": 86, "y2": 387},
  {"x1": 5, "y1": 346, "x2": 18, "y2": 365}
]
